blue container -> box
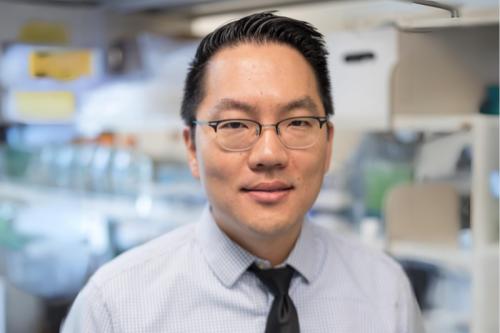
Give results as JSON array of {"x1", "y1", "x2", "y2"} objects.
[{"x1": 480, "y1": 85, "x2": 499, "y2": 115}]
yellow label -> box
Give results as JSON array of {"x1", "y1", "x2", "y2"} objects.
[
  {"x1": 19, "y1": 21, "x2": 69, "y2": 44},
  {"x1": 15, "y1": 91, "x2": 75, "y2": 121},
  {"x1": 29, "y1": 50, "x2": 92, "y2": 81}
]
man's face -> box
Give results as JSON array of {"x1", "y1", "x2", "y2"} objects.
[{"x1": 184, "y1": 42, "x2": 333, "y2": 243}]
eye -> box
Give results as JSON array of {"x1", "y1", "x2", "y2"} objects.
[
  {"x1": 219, "y1": 120, "x2": 249, "y2": 130},
  {"x1": 287, "y1": 118, "x2": 313, "y2": 128}
]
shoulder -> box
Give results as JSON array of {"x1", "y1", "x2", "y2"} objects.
[
  {"x1": 312, "y1": 222, "x2": 401, "y2": 270},
  {"x1": 309, "y1": 223, "x2": 424, "y2": 332},
  {"x1": 327, "y1": 228, "x2": 401, "y2": 272},
  {"x1": 90, "y1": 223, "x2": 198, "y2": 289},
  {"x1": 310, "y1": 223, "x2": 407, "y2": 298},
  {"x1": 62, "y1": 223, "x2": 202, "y2": 331}
]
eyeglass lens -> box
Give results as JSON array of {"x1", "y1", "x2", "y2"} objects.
[{"x1": 215, "y1": 118, "x2": 323, "y2": 151}]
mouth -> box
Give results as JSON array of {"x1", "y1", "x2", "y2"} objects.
[{"x1": 241, "y1": 181, "x2": 294, "y2": 204}]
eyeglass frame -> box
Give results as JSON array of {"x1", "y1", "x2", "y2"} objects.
[{"x1": 192, "y1": 115, "x2": 330, "y2": 151}]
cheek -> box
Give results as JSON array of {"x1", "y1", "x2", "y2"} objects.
[
  {"x1": 292, "y1": 153, "x2": 327, "y2": 192},
  {"x1": 198, "y1": 149, "x2": 242, "y2": 191}
]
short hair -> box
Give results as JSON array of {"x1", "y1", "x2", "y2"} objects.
[{"x1": 180, "y1": 11, "x2": 334, "y2": 126}]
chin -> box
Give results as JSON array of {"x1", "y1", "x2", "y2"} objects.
[{"x1": 242, "y1": 216, "x2": 300, "y2": 239}]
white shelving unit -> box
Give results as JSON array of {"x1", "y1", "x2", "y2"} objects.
[
  {"x1": 471, "y1": 115, "x2": 499, "y2": 333},
  {"x1": 388, "y1": 18, "x2": 499, "y2": 333},
  {"x1": 389, "y1": 114, "x2": 499, "y2": 333}
]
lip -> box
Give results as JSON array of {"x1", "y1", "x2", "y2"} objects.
[{"x1": 241, "y1": 181, "x2": 294, "y2": 204}]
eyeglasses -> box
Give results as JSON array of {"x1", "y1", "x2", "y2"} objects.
[{"x1": 192, "y1": 116, "x2": 329, "y2": 152}]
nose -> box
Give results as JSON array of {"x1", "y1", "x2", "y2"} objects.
[{"x1": 247, "y1": 126, "x2": 289, "y2": 171}]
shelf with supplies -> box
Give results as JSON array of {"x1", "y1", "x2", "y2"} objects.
[
  {"x1": 0, "y1": 44, "x2": 105, "y2": 125},
  {"x1": 385, "y1": 113, "x2": 499, "y2": 333},
  {"x1": 0, "y1": 181, "x2": 162, "y2": 222},
  {"x1": 321, "y1": 18, "x2": 498, "y2": 131}
]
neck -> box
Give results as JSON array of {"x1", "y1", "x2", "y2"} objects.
[
  {"x1": 213, "y1": 213, "x2": 303, "y2": 266},
  {"x1": 247, "y1": 232, "x2": 300, "y2": 266}
]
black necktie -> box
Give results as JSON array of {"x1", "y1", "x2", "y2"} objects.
[{"x1": 249, "y1": 263, "x2": 300, "y2": 333}]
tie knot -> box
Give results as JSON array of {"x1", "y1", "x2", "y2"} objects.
[{"x1": 249, "y1": 263, "x2": 295, "y2": 296}]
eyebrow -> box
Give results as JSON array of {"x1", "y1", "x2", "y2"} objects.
[
  {"x1": 210, "y1": 96, "x2": 319, "y2": 116},
  {"x1": 212, "y1": 98, "x2": 257, "y2": 115},
  {"x1": 279, "y1": 96, "x2": 319, "y2": 114}
]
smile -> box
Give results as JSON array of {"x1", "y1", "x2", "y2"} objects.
[{"x1": 241, "y1": 181, "x2": 294, "y2": 204}]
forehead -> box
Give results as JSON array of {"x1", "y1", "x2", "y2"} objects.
[{"x1": 198, "y1": 42, "x2": 323, "y2": 118}]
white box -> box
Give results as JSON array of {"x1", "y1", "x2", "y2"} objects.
[{"x1": 326, "y1": 27, "x2": 398, "y2": 130}]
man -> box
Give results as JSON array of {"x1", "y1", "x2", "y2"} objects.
[{"x1": 62, "y1": 11, "x2": 424, "y2": 333}]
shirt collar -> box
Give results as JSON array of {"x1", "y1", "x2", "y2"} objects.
[
  {"x1": 287, "y1": 219, "x2": 324, "y2": 283},
  {"x1": 196, "y1": 205, "x2": 325, "y2": 287},
  {"x1": 196, "y1": 206, "x2": 255, "y2": 288}
]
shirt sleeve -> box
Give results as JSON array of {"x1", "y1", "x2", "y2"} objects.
[
  {"x1": 397, "y1": 269, "x2": 426, "y2": 333},
  {"x1": 60, "y1": 280, "x2": 114, "y2": 333}
]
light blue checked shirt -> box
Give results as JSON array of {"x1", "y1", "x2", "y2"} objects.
[{"x1": 61, "y1": 206, "x2": 424, "y2": 333}]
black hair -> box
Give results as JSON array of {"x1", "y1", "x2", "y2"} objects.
[{"x1": 180, "y1": 11, "x2": 333, "y2": 126}]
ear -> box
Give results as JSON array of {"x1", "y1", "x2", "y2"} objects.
[
  {"x1": 323, "y1": 122, "x2": 334, "y2": 174},
  {"x1": 183, "y1": 127, "x2": 200, "y2": 179}
]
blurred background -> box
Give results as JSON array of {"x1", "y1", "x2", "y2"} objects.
[{"x1": 0, "y1": 0, "x2": 497, "y2": 332}]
